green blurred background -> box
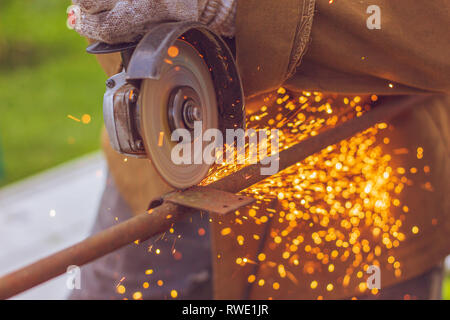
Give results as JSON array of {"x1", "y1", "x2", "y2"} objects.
[
  {"x1": 0, "y1": 0, "x2": 105, "y2": 186},
  {"x1": 0, "y1": 0, "x2": 448, "y2": 299}
]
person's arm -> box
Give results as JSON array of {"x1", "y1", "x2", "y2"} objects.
[
  {"x1": 236, "y1": 0, "x2": 450, "y2": 96},
  {"x1": 286, "y1": 0, "x2": 450, "y2": 95},
  {"x1": 73, "y1": 0, "x2": 314, "y2": 98},
  {"x1": 75, "y1": 0, "x2": 450, "y2": 96}
]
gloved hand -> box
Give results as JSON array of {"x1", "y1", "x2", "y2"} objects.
[{"x1": 73, "y1": 0, "x2": 236, "y2": 44}]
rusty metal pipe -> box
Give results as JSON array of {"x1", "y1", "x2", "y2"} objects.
[
  {"x1": 0, "y1": 95, "x2": 427, "y2": 299},
  {"x1": 0, "y1": 202, "x2": 197, "y2": 300}
]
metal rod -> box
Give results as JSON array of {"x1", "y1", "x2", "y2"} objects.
[
  {"x1": 0, "y1": 95, "x2": 427, "y2": 299},
  {"x1": 0, "y1": 202, "x2": 196, "y2": 300}
]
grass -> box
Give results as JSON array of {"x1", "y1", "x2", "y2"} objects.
[
  {"x1": 0, "y1": 0, "x2": 107, "y2": 186},
  {"x1": 444, "y1": 274, "x2": 450, "y2": 300}
]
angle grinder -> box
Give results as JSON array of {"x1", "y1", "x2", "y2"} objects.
[{"x1": 87, "y1": 22, "x2": 245, "y2": 189}]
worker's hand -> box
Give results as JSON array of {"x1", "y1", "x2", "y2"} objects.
[
  {"x1": 72, "y1": 0, "x2": 236, "y2": 44},
  {"x1": 72, "y1": 0, "x2": 198, "y2": 44}
]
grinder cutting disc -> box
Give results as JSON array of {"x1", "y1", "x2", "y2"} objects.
[{"x1": 139, "y1": 40, "x2": 219, "y2": 189}]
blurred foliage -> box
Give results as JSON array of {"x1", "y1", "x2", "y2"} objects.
[
  {"x1": 0, "y1": 0, "x2": 106, "y2": 186},
  {"x1": 444, "y1": 273, "x2": 450, "y2": 300}
]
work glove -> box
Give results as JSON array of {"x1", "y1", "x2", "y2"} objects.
[{"x1": 72, "y1": 0, "x2": 236, "y2": 44}]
